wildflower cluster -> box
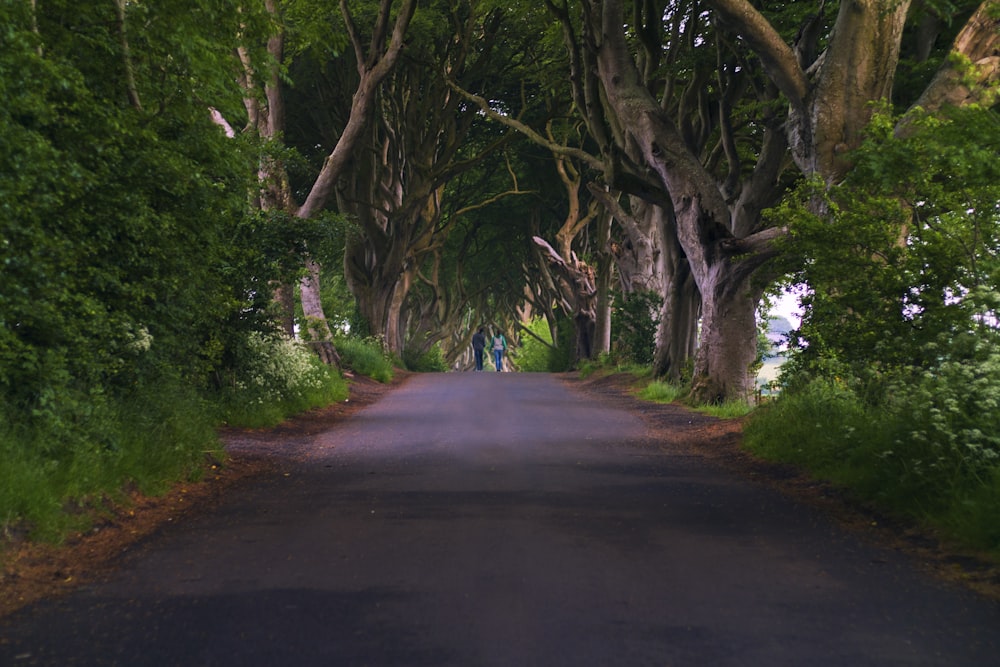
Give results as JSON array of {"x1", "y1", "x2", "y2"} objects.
[
  {"x1": 236, "y1": 333, "x2": 330, "y2": 405},
  {"x1": 220, "y1": 332, "x2": 347, "y2": 427}
]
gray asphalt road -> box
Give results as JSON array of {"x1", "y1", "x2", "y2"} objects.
[{"x1": 2, "y1": 373, "x2": 998, "y2": 666}]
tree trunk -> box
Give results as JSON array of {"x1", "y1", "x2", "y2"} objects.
[
  {"x1": 273, "y1": 283, "x2": 296, "y2": 339},
  {"x1": 532, "y1": 236, "x2": 599, "y2": 364},
  {"x1": 654, "y1": 261, "x2": 699, "y2": 382},
  {"x1": 590, "y1": 187, "x2": 699, "y2": 377},
  {"x1": 593, "y1": 209, "x2": 614, "y2": 357},
  {"x1": 593, "y1": 0, "x2": 780, "y2": 402},
  {"x1": 300, "y1": 259, "x2": 340, "y2": 366},
  {"x1": 707, "y1": 0, "x2": 912, "y2": 183},
  {"x1": 910, "y1": 2, "x2": 1000, "y2": 114},
  {"x1": 690, "y1": 271, "x2": 764, "y2": 403}
]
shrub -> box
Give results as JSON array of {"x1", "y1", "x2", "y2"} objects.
[
  {"x1": 403, "y1": 343, "x2": 448, "y2": 373},
  {"x1": 745, "y1": 350, "x2": 1000, "y2": 553},
  {"x1": 218, "y1": 332, "x2": 349, "y2": 428},
  {"x1": 1, "y1": 374, "x2": 218, "y2": 542},
  {"x1": 611, "y1": 290, "x2": 662, "y2": 365}
]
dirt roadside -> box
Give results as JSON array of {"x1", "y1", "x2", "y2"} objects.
[{"x1": 2, "y1": 370, "x2": 997, "y2": 621}]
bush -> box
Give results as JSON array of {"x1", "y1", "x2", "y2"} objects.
[
  {"x1": 403, "y1": 343, "x2": 448, "y2": 373},
  {"x1": 218, "y1": 332, "x2": 349, "y2": 428},
  {"x1": 612, "y1": 290, "x2": 662, "y2": 365},
  {"x1": 0, "y1": 375, "x2": 218, "y2": 542},
  {"x1": 745, "y1": 350, "x2": 1000, "y2": 552}
]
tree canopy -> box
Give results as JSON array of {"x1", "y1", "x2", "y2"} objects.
[{"x1": 4, "y1": 0, "x2": 998, "y2": 404}]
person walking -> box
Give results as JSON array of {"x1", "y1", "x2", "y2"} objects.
[
  {"x1": 471, "y1": 327, "x2": 486, "y2": 371},
  {"x1": 490, "y1": 331, "x2": 508, "y2": 372}
]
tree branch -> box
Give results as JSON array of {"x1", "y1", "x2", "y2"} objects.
[
  {"x1": 445, "y1": 78, "x2": 606, "y2": 172},
  {"x1": 113, "y1": 0, "x2": 142, "y2": 111},
  {"x1": 910, "y1": 1, "x2": 1000, "y2": 114},
  {"x1": 704, "y1": 0, "x2": 809, "y2": 107},
  {"x1": 298, "y1": 0, "x2": 417, "y2": 220}
]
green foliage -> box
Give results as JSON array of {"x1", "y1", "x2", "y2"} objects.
[
  {"x1": 885, "y1": 337, "x2": 1000, "y2": 508},
  {"x1": 517, "y1": 317, "x2": 573, "y2": 372},
  {"x1": 612, "y1": 290, "x2": 663, "y2": 365},
  {"x1": 403, "y1": 343, "x2": 448, "y2": 373},
  {"x1": 517, "y1": 318, "x2": 555, "y2": 372},
  {"x1": 217, "y1": 333, "x2": 349, "y2": 428},
  {"x1": 335, "y1": 336, "x2": 396, "y2": 383},
  {"x1": 1, "y1": 0, "x2": 262, "y2": 404},
  {"x1": 639, "y1": 381, "x2": 684, "y2": 404},
  {"x1": 320, "y1": 269, "x2": 361, "y2": 336},
  {"x1": 776, "y1": 106, "x2": 1000, "y2": 376},
  {"x1": 0, "y1": 0, "x2": 294, "y2": 541},
  {"x1": 756, "y1": 106, "x2": 1000, "y2": 554},
  {"x1": 0, "y1": 375, "x2": 218, "y2": 541},
  {"x1": 745, "y1": 349, "x2": 1000, "y2": 551}
]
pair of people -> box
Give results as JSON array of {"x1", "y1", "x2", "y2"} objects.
[{"x1": 471, "y1": 327, "x2": 507, "y2": 372}]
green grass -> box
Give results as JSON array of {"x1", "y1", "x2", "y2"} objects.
[
  {"x1": 0, "y1": 380, "x2": 219, "y2": 543},
  {"x1": 637, "y1": 378, "x2": 754, "y2": 418},
  {"x1": 695, "y1": 400, "x2": 755, "y2": 419},
  {"x1": 1, "y1": 335, "x2": 357, "y2": 544},
  {"x1": 638, "y1": 380, "x2": 684, "y2": 403},
  {"x1": 743, "y1": 376, "x2": 1000, "y2": 555},
  {"x1": 577, "y1": 355, "x2": 653, "y2": 380},
  {"x1": 335, "y1": 336, "x2": 395, "y2": 383}
]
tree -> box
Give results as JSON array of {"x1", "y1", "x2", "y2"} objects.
[
  {"x1": 707, "y1": 0, "x2": 1000, "y2": 184},
  {"x1": 781, "y1": 106, "x2": 1000, "y2": 374},
  {"x1": 233, "y1": 0, "x2": 417, "y2": 363},
  {"x1": 449, "y1": 3, "x2": 688, "y2": 372},
  {"x1": 338, "y1": 5, "x2": 524, "y2": 355},
  {"x1": 565, "y1": 0, "x2": 790, "y2": 401},
  {"x1": 566, "y1": 0, "x2": 998, "y2": 401}
]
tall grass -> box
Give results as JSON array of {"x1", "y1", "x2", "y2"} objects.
[
  {"x1": 334, "y1": 335, "x2": 396, "y2": 383},
  {"x1": 402, "y1": 343, "x2": 448, "y2": 372},
  {"x1": 697, "y1": 400, "x2": 755, "y2": 419},
  {"x1": 639, "y1": 378, "x2": 753, "y2": 417},
  {"x1": 1, "y1": 333, "x2": 354, "y2": 542},
  {"x1": 639, "y1": 380, "x2": 684, "y2": 403},
  {"x1": 0, "y1": 379, "x2": 218, "y2": 542}
]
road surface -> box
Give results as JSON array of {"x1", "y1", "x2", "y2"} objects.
[{"x1": 2, "y1": 373, "x2": 998, "y2": 666}]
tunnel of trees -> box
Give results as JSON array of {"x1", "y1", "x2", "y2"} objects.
[{"x1": 2, "y1": 0, "x2": 998, "y2": 541}]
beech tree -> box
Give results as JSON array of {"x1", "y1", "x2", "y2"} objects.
[
  {"x1": 706, "y1": 0, "x2": 1000, "y2": 183},
  {"x1": 547, "y1": 0, "x2": 998, "y2": 401},
  {"x1": 338, "y1": 6, "x2": 526, "y2": 355},
  {"x1": 534, "y1": 0, "x2": 787, "y2": 401},
  {"x1": 229, "y1": 0, "x2": 417, "y2": 363}
]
